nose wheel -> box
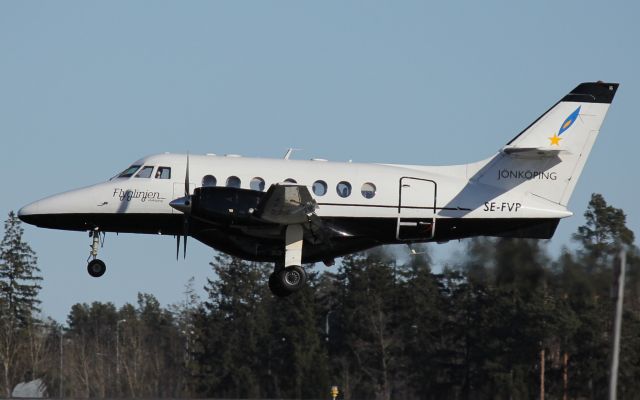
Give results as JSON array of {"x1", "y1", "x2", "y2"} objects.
[
  {"x1": 87, "y1": 259, "x2": 106, "y2": 277},
  {"x1": 87, "y1": 228, "x2": 107, "y2": 278}
]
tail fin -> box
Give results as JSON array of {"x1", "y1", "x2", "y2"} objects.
[{"x1": 472, "y1": 82, "x2": 618, "y2": 206}]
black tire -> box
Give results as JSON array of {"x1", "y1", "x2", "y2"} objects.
[
  {"x1": 277, "y1": 265, "x2": 307, "y2": 293},
  {"x1": 269, "y1": 273, "x2": 292, "y2": 297},
  {"x1": 87, "y1": 259, "x2": 106, "y2": 278}
]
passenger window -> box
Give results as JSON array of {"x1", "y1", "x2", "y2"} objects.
[
  {"x1": 135, "y1": 166, "x2": 154, "y2": 178},
  {"x1": 155, "y1": 167, "x2": 171, "y2": 179},
  {"x1": 226, "y1": 176, "x2": 241, "y2": 188},
  {"x1": 117, "y1": 165, "x2": 141, "y2": 178},
  {"x1": 361, "y1": 182, "x2": 376, "y2": 199},
  {"x1": 337, "y1": 181, "x2": 352, "y2": 198},
  {"x1": 202, "y1": 175, "x2": 217, "y2": 187},
  {"x1": 312, "y1": 180, "x2": 327, "y2": 196},
  {"x1": 284, "y1": 178, "x2": 297, "y2": 184},
  {"x1": 250, "y1": 177, "x2": 265, "y2": 191}
]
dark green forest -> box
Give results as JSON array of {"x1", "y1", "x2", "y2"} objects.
[{"x1": 1, "y1": 193, "x2": 638, "y2": 399}]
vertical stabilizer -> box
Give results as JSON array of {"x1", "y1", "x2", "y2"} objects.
[{"x1": 471, "y1": 82, "x2": 618, "y2": 206}]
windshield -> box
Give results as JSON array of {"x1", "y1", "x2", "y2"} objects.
[{"x1": 114, "y1": 165, "x2": 141, "y2": 179}]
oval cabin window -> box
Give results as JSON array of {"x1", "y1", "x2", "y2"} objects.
[
  {"x1": 250, "y1": 177, "x2": 265, "y2": 191},
  {"x1": 336, "y1": 181, "x2": 352, "y2": 198},
  {"x1": 226, "y1": 176, "x2": 241, "y2": 188},
  {"x1": 361, "y1": 182, "x2": 376, "y2": 199},
  {"x1": 202, "y1": 175, "x2": 217, "y2": 187},
  {"x1": 313, "y1": 180, "x2": 327, "y2": 196}
]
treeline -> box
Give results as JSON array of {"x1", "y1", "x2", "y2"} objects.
[{"x1": 1, "y1": 193, "x2": 639, "y2": 399}]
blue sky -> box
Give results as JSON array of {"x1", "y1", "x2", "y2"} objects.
[{"x1": 1, "y1": 1, "x2": 638, "y2": 322}]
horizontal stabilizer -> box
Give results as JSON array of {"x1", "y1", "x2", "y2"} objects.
[{"x1": 501, "y1": 147, "x2": 566, "y2": 158}]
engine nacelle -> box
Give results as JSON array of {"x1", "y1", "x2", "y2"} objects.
[{"x1": 191, "y1": 186, "x2": 265, "y2": 224}]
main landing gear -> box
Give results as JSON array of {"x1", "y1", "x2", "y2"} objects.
[
  {"x1": 87, "y1": 228, "x2": 107, "y2": 278},
  {"x1": 269, "y1": 225, "x2": 308, "y2": 297},
  {"x1": 269, "y1": 264, "x2": 307, "y2": 297}
]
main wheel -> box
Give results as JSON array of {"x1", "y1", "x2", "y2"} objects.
[
  {"x1": 87, "y1": 259, "x2": 106, "y2": 278},
  {"x1": 269, "y1": 272, "x2": 292, "y2": 297},
  {"x1": 277, "y1": 265, "x2": 307, "y2": 293}
]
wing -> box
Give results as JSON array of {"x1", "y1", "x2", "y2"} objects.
[
  {"x1": 254, "y1": 183, "x2": 318, "y2": 225},
  {"x1": 187, "y1": 184, "x2": 328, "y2": 245},
  {"x1": 253, "y1": 183, "x2": 329, "y2": 247}
]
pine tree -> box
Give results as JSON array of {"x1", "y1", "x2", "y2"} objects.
[
  {"x1": 337, "y1": 250, "x2": 400, "y2": 400},
  {"x1": 573, "y1": 193, "x2": 634, "y2": 269},
  {"x1": 0, "y1": 211, "x2": 42, "y2": 396},
  {"x1": 65, "y1": 301, "x2": 119, "y2": 398},
  {"x1": 563, "y1": 194, "x2": 637, "y2": 397},
  {"x1": 169, "y1": 277, "x2": 201, "y2": 397},
  {"x1": 193, "y1": 254, "x2": 271, "y2": 398},
  {"x1": 264, "y1": 273, "x2": 329, "y2": 399},
  {"x1": 0, "y1": 211, "x2": 42, "y2": 324},
  {"x1": 450, "y1": 237, "x2": 554, "y2": 398},
  {"x1": 396, "y1": 247, "x2": 451, "y2": 398}
]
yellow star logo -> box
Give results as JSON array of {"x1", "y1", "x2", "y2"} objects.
[{"x1": 549, "y1": 134, "x2": 562, "y2": 146}]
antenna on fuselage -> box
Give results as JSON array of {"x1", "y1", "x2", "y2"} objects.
[{"x1": 283, "y1": 148, "x2": 302, "y2": 160}]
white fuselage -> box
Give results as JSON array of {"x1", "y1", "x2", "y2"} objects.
[{"x1": 18, "y1": 152, "x2": 572, "y2": 224}]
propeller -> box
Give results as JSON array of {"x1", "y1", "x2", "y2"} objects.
[
  {"x1": 170, "y1": 153, "x2": 191, "y2": 260},
  {"x1": 183, "y1": 153, "x2": 190, "y2": 259}
]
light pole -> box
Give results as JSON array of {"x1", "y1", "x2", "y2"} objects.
[
  {"x1": 116, "y1": 319, "x2": 127, "y2": 384},
  {"x1": 609, "y1": 249, "x2": 627, "y2": 400},
  {"x1": 180, "y1": 329, "x2": 195, "y2": 363},
  {"x1": 325, "y1": 310, "x2": 334, "y2": 342},
  {"x1": 58, "y1": 327, "x2": 63, "y2": 399}
]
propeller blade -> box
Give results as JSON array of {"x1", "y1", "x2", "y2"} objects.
[
  {"x1": 183, "y1": 232, "x2": 188, "y2": 259},
  {"x1": 176, "y1": 234, "x2": 180, "y2": 260},
  {"x1": 184, "y1": 153, "x2": 190, "y2": 198},
  {"x1": 183, "y1": 220, "x2": 188, "y2": 259},
  {"x1": 183, "y1": 153, "x2": 190, "y2": 259}
]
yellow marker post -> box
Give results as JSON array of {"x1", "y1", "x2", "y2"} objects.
[{"x1": 330, "y1": 385, "x2": 339, "y2": 400}]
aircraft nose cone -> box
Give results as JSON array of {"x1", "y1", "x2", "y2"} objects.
[
  {"x1": 18, "y1": 185, "x2": 103, "y2": 230},
  {"x1": 169, "y1": 196, "x2": 191, "y2": 214},
  {"x1": 18, "y1": 202, "x2": 40, "y2": 225}
]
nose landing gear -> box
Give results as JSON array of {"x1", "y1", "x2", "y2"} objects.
[
  {"x1": 87, "y1": 259, "x2": 106, "y2": 277},
  {"x1": 87, "y1": 228, "x2": 107, "y2": 278}
]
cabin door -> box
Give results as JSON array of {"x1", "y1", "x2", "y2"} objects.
[{"x1": 396, "y1": 177, "x2": 436, "y2": 241}]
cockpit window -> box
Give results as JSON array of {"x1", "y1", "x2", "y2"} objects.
[
  {"x1": 135, "y1": 166, "x2": 154, "y2": 178},
  {"x1": 155, "y1": 167, "x2": 171, "y2": 179},
  {"x1": 117, "y1": 165, "x2": 141, "y2": 178}
]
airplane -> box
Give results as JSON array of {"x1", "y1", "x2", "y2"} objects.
[{"x1": 18, "y1": 81, "x2": 618, "y2": 297}]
